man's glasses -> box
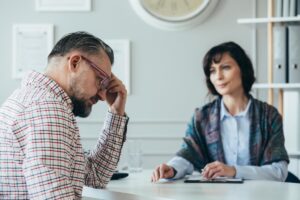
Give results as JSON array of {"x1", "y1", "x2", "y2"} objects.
[{"x1": 81, "y1": 56, "x2": 111, "y2": 90}]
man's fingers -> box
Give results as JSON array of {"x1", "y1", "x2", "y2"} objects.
[
  {"x1": 107, "y1": 80, "x2": 120, "y2": 90},
  {"x1": 108, "y1": 85, "x2": 122, "y2": 93}
]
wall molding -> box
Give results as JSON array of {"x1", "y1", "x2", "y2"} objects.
[
  {"x1": 77, "y1": 119, "x2": 188, "y2": 124},
  {"x1": 141, "y1": 153, "x2": 174, "y2": 156},
  {"x1": 80, "y1": 134, "x2": 184, "y2": 140}
]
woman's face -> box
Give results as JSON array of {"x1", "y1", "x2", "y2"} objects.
[{"x1": 209, "y1": 53, "x2": 244, "y2": 97}]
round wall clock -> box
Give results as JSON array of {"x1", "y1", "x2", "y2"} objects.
[{"x1": 129, "y1": 0, "x2": 219, "y2": 31}]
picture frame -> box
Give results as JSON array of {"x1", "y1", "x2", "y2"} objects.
[
  {"x1": 35, "y1": 0, "x2": 91, "y2": 12},
  {"x1": 104, "y1": 40, "x2": 131, "y2": 94},
  {"x1": 12, "y1": 24, "x2": 54, "y2": 79}
]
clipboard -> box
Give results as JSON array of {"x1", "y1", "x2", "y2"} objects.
[{"x1": 184, "y1": 176, "x2": 243, "y2": 184}]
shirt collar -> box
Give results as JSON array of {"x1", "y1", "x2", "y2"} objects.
[
  {"x1": 220, "y1": 98, "x2": 252, "y2": 120},
  {"x1": 22, "y1": 70, "x2": 73, "y2": 111}
]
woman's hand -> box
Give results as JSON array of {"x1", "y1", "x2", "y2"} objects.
[
  {"x1": 201, "y1": 161, "x2": 236, "y2": 179},
  {"x1": 151, "y1": 163, "x2": 175, "y2": 182}
]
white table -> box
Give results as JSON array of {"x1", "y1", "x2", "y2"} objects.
[{"x1": 83, "y1": 170, "x2": 300, "y2": 200}]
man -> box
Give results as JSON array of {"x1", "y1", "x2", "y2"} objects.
[{"x1": 0, "y1": 32, "x2": 129, "y2": 199}]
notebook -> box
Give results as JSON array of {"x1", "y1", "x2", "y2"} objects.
[{"x1": 184, "y1": 175, "x2": 243, "y2": 184}]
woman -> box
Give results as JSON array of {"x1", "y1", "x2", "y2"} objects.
[{"x1": 151, "y1": 42, "x2": 289, "y2": 182}]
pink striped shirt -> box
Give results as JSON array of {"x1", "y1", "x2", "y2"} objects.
[{"x1": 0, "y1": 71, "x2": 128, "y2": 199}]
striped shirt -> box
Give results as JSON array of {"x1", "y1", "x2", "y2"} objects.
[{"x1": 0, "y1": 71, "x2": 129, "y2": 199}]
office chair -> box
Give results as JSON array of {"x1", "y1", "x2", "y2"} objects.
[{"x1": 285, "y1": 171, "x2": 300, "y2": 183}]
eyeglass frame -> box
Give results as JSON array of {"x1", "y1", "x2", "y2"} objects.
[{"x1": 81, "y1": 55, "x2": 111, "y2": 91}]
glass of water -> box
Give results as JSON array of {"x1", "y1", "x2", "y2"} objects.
[{"x1": 127, "y1": 140, "x2": 143, "y2": 173}]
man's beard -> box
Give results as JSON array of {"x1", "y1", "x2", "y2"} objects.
[
  {"x1": 71, "y1": 96, "x2": 92, "y2": 117},
  {"x1": 69, "y1": 77, "x2": 93, "y2": 117},
  {"x1": 69, "y1": 75, "x2": 100, "y2": 117}
]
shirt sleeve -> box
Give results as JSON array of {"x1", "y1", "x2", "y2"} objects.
[
  {"x1": 167, "y1": 156, "x2": 194, "y2": 179},
  {"x1": 21, "y1": 102, "x2": 78, "y2": 199},
  {"x1": 235, "y1": 161, "x2": 288, "y2": 181},
  {"x1": 84, "y1": 111, "x2": 129, "y2": 188}
]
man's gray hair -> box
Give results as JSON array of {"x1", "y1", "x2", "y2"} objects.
[{"x1": 48, "y1": 31, "x2": 114, "y2": 65}]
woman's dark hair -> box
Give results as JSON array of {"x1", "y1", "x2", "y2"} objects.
[
  {"x1": 48, "y1": 31, "x2": 114, "y2": 65},
  {"x1": 203, "y1": 41, "x2": 255, "y2": 96}
]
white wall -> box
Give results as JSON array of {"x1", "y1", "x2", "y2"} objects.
[{"x1": 0, "y1": 0, "x2": 262, "y2": 169}]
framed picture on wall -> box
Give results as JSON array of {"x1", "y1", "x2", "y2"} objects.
[
  {"x1": 35, "y1": 0, "x2": 91, "y2": 12},
  {"x1": 104, "y1": 40, "x2": 131, "y2": 94},
  {"x1": 12, "y1": 24, "x2": 54, "y2": 79}
]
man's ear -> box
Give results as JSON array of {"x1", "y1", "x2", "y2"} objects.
[{"x1": 68, "y1": 55, "x2": 81, "y2": 72}]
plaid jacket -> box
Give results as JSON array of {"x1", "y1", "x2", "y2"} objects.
[
  {"x1": 0, "y1": 71, "x2": 129, "y2": 199},
  {"x1": 177, "y1": 96, "x2": 289, "y2": 170}
]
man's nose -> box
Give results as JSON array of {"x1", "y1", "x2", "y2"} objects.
[{"x1": 97, "y1": 90, "x2": 107, "y2": 101}]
